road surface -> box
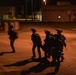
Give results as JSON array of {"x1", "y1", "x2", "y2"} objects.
[{"x1": 0, "y1": 23, "x2": 76, "y2": 75}]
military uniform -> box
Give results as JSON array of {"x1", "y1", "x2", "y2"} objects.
[
  {"x1": 31, "y1": 29, "x2": 42, "y2": 59},
  {"x1": 8, "y1": 26, "x2": 18, "y2": 53}
]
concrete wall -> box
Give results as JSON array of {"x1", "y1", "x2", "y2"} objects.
[
  {"x1": 42, "y1": 10, "x2": 70, "y2": 22},
  {"x1": 42, "y1": 5, "x2": 76, "y2": 22}
]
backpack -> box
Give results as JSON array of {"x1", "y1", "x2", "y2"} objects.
[
  {"x1": 36, "y1": 34, "x2": 41, "y2": 41},
  {"x1": 13, "y1": 31, "x2": 18, "y2": 39}
]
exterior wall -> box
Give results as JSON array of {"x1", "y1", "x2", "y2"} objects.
[
  {"x1": 42, "y1": 5, "x2": 76, "y2": 22},
  {"x1": 42, "y1": 10, "x2": 70, "y2": 22}
]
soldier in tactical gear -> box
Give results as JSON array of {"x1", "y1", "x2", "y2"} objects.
[
  {"x1": 31, "y1": 28, "x2": 42, "y2": 59},
  {"x1": 55, "y1": 29, "x2": 66, "y2": 61},
  {"x1": 52, "y1": 34, "x2": 63, "y2": 63},
  {"x1": 8, "y1": 25, "x2": 18, "y2": 53},
  {"x1": 43, "y1": 30, "x2": 54, "y2": 59}
]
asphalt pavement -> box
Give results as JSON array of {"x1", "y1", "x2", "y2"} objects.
[{"x1": 0, "y1": 23, "x2": 76, "y2": 75}]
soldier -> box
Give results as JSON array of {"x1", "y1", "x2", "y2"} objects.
[
  {"x1": 52, "y1": 34, "x2": 63, "y2": 63},
  {"x1": 55, "y1": 29, "x2": 66, "y2": 61},
  {"x1": 31, "y1": 28, "x2": 42, "y2": 59},
  {"x1": 8, "y1": 25, "x2": 18, "y2": 53},
  {"x1": 43, "y1": 30, "x2": 54, "y2": 59}
]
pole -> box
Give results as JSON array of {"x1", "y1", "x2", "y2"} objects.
[
  {"x1": 31, "y1": 0, "x2": 35, "y2": 21},
  {"x1": 25, "y1": 0, "x2": 27, "y2": 20},
  {"x1": 33, "y1": 0, "x2": 35, "y2": 21},
  {"x1": 31, "y1": 0, "x2": 33, "y2": 20}
]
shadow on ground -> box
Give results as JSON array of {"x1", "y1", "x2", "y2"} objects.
[
  {"x1": 21, "y1": 58, "x2": 60, "y2": 75},
  {"x1": 4, "y1": 57, "x2": 61, "y2": 75},
  {"x1": 0, "y1": 51, "x2": 15, "y2": 56}
]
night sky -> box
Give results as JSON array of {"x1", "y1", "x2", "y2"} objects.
[{"x1": 0, "y1": 0, "x2": 76, "y2": 6}]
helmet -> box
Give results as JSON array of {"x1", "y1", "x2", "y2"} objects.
[
  {"x1": 55, "y1": 29, "x2": 62, "y2": 33},
  {"x1": 44, "y1": 30, "x2": 50, "y2": 34},
  {"x1": 31, "y1": 28, "x2": 36, "y2": 32}
]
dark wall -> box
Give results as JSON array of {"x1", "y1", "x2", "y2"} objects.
[{"x1": 47, "y1": 0, "x2": 76, "y2": 5}]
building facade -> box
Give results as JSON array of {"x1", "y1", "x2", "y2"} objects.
[{"x1": 42, "y1": 1, "x2": 76, "y2": 22}]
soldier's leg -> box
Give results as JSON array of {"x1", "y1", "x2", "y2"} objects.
[
  {"x1": 61, "y1": 52, "x2": 64, "y2": 61},
  {"x1": 47, "y1": 48, "x2": 51, "y2": 58},
  {"x1": 10, "y1": 39, "x2": 15, "y2": 52},
  {"x1": 44, "y1": 51, "x2": 47, "y2": 59},
  {"x1": 44, "y1": 46, "x2": 48, "y2": 59},
  {"x1": 51, "y1": 50, "x2": 57, "y2": 62},
  {"x1": 32, "y1": 45, "x2": 36, "y2": 58},
  {"x1": 60, "y1": 47, "x2": 64, "y2": 60},
  {"x1": 37, "y1": 46, "x2": 41, "y2": 58}
]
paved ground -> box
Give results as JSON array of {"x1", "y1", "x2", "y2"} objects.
[{"x1": 0, "y1": 23, "x2": 76, "y2": 75}]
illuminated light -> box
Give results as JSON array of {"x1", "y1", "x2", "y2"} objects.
[
  {"x1": 43, "y1": 0, "x2": 45, "y2": 2},
  {"x1": 58, "y1": 16, "x2": 61, "y2": 19},
  {"x1": 43, "y1": 0, "x2": 46, "y2": 5}
]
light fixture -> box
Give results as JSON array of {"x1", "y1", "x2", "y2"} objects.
[
  {"x1": 58, "y1": 16, "x2": 61, "y2": 19},
  {"x1": 43, "y1": 0, "x2": 46, "y2": 5}
]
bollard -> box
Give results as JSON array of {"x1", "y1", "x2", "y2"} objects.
[
  {"x1": 4, "y1": 22, "x2": 8, "y2": 32},
  {"x1": 14, "y1": 21, "x2": 19, "y2": 30}
]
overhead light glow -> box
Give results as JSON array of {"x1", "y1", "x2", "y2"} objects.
[
  {"x1": 43, "y1": 0, "x2": 46, "y2": 5},
  {"x1": 43, "y1": 0, "x2": 45, "y2": 2},
  {"x1": 58, "y1": 16, "x2": 61, "y2": 19}
]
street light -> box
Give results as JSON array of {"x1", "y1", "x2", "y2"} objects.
[{"x1": 43, "y1": 0, "x2": 46, "y2": 5}]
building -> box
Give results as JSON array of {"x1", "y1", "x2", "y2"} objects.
[
  {"x1": 0, "y1": 6, "x2": 15, "y2": 20},
  {"x1": 42, "y1": 1, "x2": 76, "y2": 22}
]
